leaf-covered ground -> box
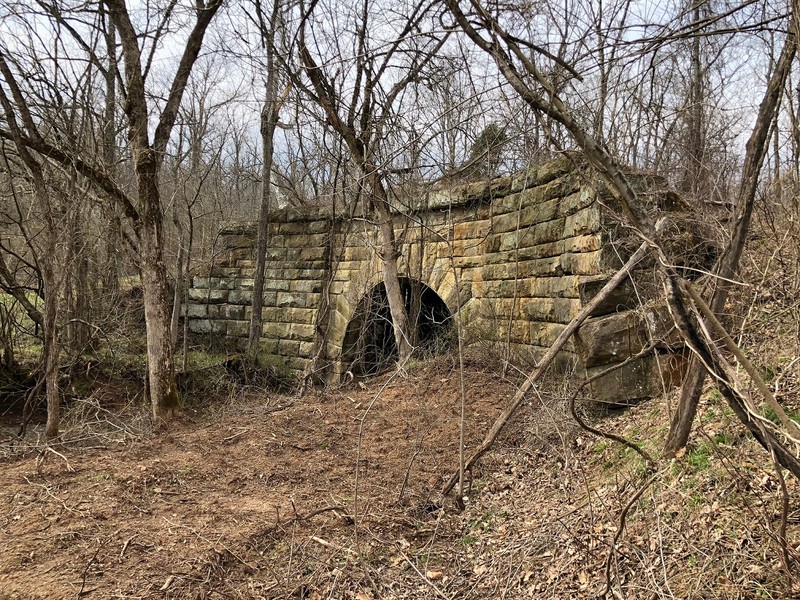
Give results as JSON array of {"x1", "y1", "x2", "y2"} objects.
[{"x1": 1, "y1": 357, "x2": 798, "y2": 599}]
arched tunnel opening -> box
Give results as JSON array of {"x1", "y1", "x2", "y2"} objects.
[{"x1": 341, "y1": 278, "x2": 452, "y2": 377}]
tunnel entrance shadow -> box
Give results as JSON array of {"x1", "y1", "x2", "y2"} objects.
[{"x1": 341, "y1": 278, "x2": 452, "y2": 377}]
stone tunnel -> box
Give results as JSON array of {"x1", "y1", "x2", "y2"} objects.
[{"x1": 186, "y1": 156, "x2": 692, "y2": 404}]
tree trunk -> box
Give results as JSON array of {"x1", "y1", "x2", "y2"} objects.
[
  {"x1": 138, "y1": 167, "x2": 179, "y2": 423},
  {"x1": 247, "y1": 0, "x2": 282, "y2": 359},
  {"x1": 372, "y1": 190, "x2": 413, "y2": 364},
  {"x1": 140, "y1": 232, "x2": 179, "y2": 423},
  {"x1": 42, "y1": 264, "x2": 60, "y2": 440},
  {"x1": 664, "y1": 30, "x2": 797, "y2": 454}
]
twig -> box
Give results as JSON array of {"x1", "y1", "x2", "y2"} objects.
[
  {"x1": 272, "y1": 504, "x2": 353, "y2": 530},
  {"x1": 602, "y1": 472, "x2": 658, "y2": 597},
  {"x1": 37, "y1": 446, "x2": 76, "y2": 473},
  {"x1": 310, "y1": 535, "x2": 356, "y2": 555},
  {"x1": 396, "y1": 547, "x2": 449, "y2": 600},
  {"x1": 119, "y1": 534, "x2": 136, "y2": 560},
  {"x1": 77, "y1": 545, "x2": 101, "y2": 597},
  {"x1": 568, "y1": 345, "x2": 659, "y2": 468},
  {"x1": 222, "y1": 428, "x2": 250, "y2": 442}
]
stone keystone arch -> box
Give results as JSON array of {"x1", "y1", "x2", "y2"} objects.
[{"x1": 186, "y1": 156, "x2": 698, "y2": 404}]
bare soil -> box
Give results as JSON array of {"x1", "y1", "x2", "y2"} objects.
[{"x1": 1, "y1": 358, "x2": 798, "y2": 599}]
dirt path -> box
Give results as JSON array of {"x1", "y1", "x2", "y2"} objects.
[{"x1": 0, "y1": 363, "x2": 516, "y2": 599}]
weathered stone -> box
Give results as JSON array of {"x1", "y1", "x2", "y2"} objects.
[
  {"x1": 585, "y1": 354, "x2": 688, "y2": 405},
  {"x1": 559, "y1": 250, "x2": 602, "y2": 275},
  {"x1": 520, "y1": 297, "x2": 581, "y2": 323},
  {"x1": 577, "y1": 275, "x2": 637, "y2": 316},
  {"x1": 185, "y1": 304, "x2": 206, "y2": 318},
  {"x1": 262, "y1": 322, "x2": 291, "y2": 339},
  {"x1": 277, "y1": 292, "x2": 306, "y2": 308},
  {"x1": 575, "y1": 312, "x2": 647, "y2": 368},
  {"x1": 265, "y1": 279, "x2": 290, "y2": 292},
  {"x1": 225, "y1": 305, "x2": 245, "y2": 320},
  {"x1": 228, "y1": 290, "x2": 253, "y2": 305},
  {"x1": 238, "y1": 278, "x2": 255, "y2": 290},
  {"x1": 188, "y1": 288, "x2": 228, "y2": 303},
  {"x1": 289, "y1": 279, "x2": 322, "y2": 293},
  {"x1": 227, "y1": 320, "x2": 249, "y2": 337},
  {"x1": 563, "y1": 206, "x2": 600, "y2": 237},
  {"x1": 189, "y1": 319, "x2": 227, "y2": 335}
]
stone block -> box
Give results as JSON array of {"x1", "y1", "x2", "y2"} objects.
[
  {"x1": 520, "y1": 297, "x2": 581, "y2": 323},
  {"x1": 559, "y1": 251, "x2": 602, "y2": 275},
  {"x1": 277, "y1": 292, "x2": 306, "y2": 308},
  {"x1": 526, "y1": 320, "x2": 568, "y2": 348},
  {"x1": 218, "y1": 278, "x2": 236, "y2": 290},
  {"x1": 189, "y1": 319, "x2": 212, "y2": 334},
  {"x1": 278, "y1": 339, "x2": 301, "y2": 356},
  {"x1": 284, "y1": 233, "x2": 327, "y2": 248},
  {"x1": 228, "y1": 290, "x2": 253, "y2": 305},
  {"x1": 262, "y1": 292, "x2": 277, "y2": 307},
  {"x1": 558, "y1": 189, "x2": 595, "y2": 216},
  {"x1": 189, "y1": 319, "x2": 227, "y2": 335},
  {"x1": 238, "y1": 278, "x2": 255, "y2": 290},
  {"x1": 188, "y1": 288, "x2": 228, "y2": 303},
  {"x1": 225, "y1": 305, "x2": 246, "y2": 320},
  {"x1": 453, "y1": 219, "x2": 491, "y2": 240},
  {"x1": 265, "y1": 279, "x2": 290, "y2": 292},
  {"x1": 259, "y1": 339, "x2": 280, "y2": 354},
  {"x1": 226, "y1": 320, "x2": 249, "y2": 337},
  {"x1": 266, "y1": 248, "x2": 288, "y2": 260},
  {"x1": 289, "y1": 323, "x2": 316, "y2": 342},
  {"x1": 192, "y1": 277, "x2": 210, "y2": 289},
  {"x1": 577, "y1": 275, "x2": 637, "y2": 316},
  {"x1": 563, "y1": 206, "x2": 600, "y2": 237},
  {"x1": 185, "y1": 304, "x2": 206, "y2": 318},
  {"x1": 263, "y1": 321, "x2": 291, "y2": 339},
  {"x1": 565, "y1": 234, "x2": 603, "y2": 254},
  {"x1": 585, "y1": 353, "x2": 688, "y2": 405},
  {"x1": 530, "y1": 275, "x2": 581, "y2": 298},
  {"x1": 278, "y1": 220, "x2": 329, "y2": 235},
  {"x1": 575, "y1": 312, "x2": 646, "y2": 368}
]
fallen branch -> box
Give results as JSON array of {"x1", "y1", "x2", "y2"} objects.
[
  {"x1": 685, "y1": 281, "x2": 800, "y2": 442},
  {"x1": 442, "y1": 227, "x2": 661, "y2": 496}
]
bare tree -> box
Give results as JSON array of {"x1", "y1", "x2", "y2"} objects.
[
  {"x1": 0, "y1": 0, "x2": 224, "y2": 425},
  {"x1": 294, "y1": 0, "x2": 449, "y2": 366},
  {"x1": 247, "y1": 0, "x2": 289, "y2": 358}
]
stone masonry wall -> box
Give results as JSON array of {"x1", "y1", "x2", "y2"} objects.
[{"x1": 187, "y1": 157, "x2": 688, "y2": 403}]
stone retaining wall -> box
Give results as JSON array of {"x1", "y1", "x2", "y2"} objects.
[{"x1": 187, "y1": 157, "x2": 690, "y2": 403}]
